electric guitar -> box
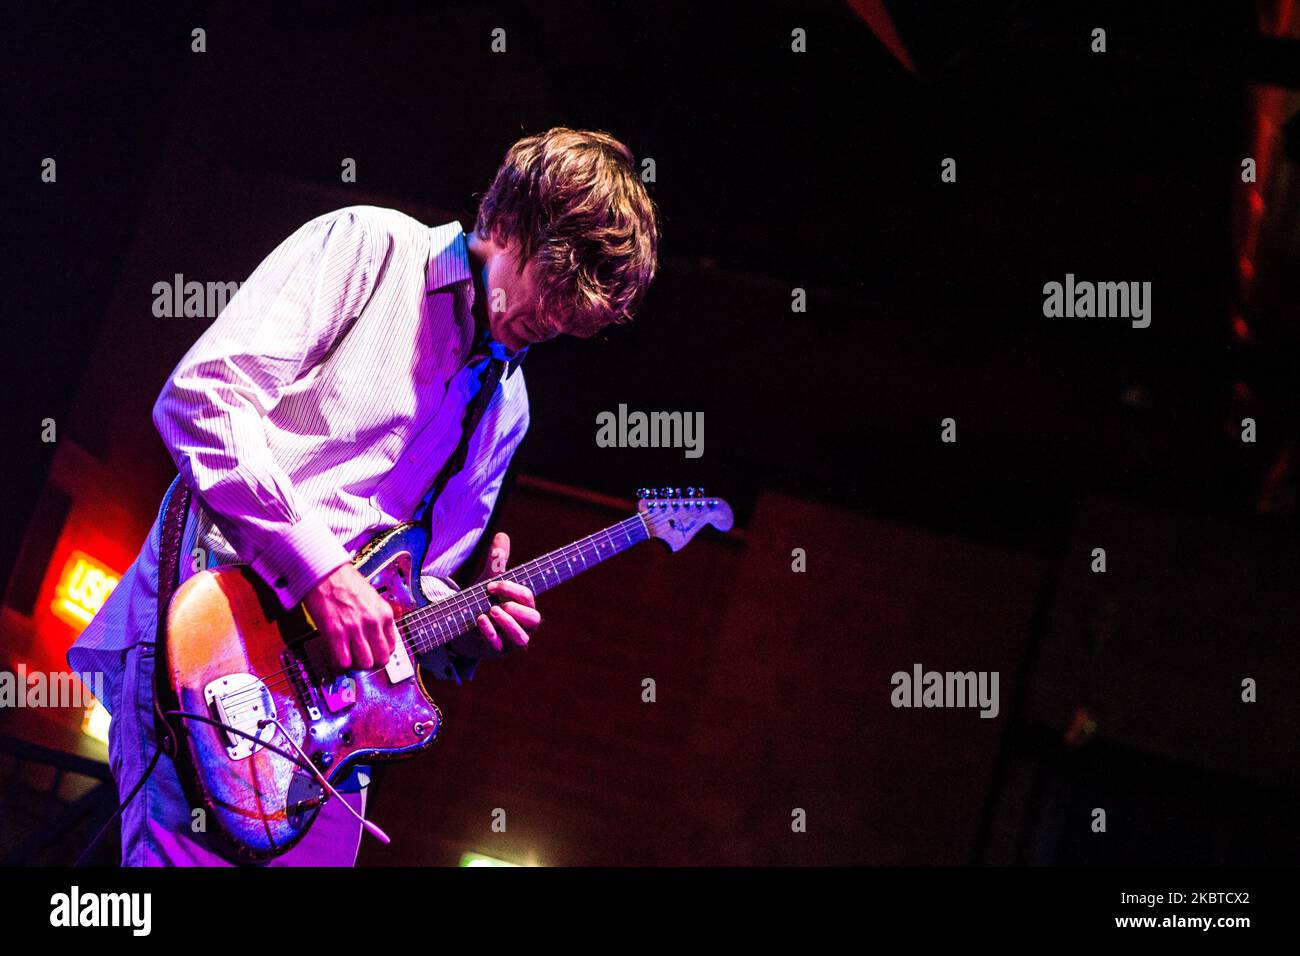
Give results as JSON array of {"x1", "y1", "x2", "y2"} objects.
[{"x1": 159, "y1": 488, "x2": 732, "y2": 862}]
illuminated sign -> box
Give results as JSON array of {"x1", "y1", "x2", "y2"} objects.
[
  {"x1": 458, "y1": 852, "x2": 522, "y2": 867},
  {"x1": 51, "y1": 550, "x2": 120, "y2": 630}
]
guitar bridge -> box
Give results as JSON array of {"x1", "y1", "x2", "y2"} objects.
[
  {"x1": 205, "y1": 674, "x2": 277, "y2": 761},
  {"x1": 282, "y1": 650, "x2": 323, "y2": 721}
]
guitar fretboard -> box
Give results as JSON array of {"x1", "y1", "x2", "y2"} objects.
[{"x1": 398, "y1": 513, "x2": 650, "y2": 655}]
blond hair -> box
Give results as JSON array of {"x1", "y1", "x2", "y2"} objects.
[{"x1": 474, "y1": 127, "x2": 660, "y2": 337}]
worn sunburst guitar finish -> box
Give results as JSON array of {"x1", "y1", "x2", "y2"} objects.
[{"x1": 160, "y1": 490, "x2": 731, "y2": 863}]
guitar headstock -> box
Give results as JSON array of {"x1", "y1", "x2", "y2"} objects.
[{"x1": 636, "y1": 487, "x2": 733, "y2": 552}]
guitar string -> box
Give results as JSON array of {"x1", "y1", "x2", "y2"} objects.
[
  {"x1": 217, "y1": 530, "x2": 622, "y2": 713},
  {"x1": 217, "y1": 516, "x2": 654, "y2": 719},
  {"x1": 217, "y1": 516, "x2": 658, "y2": 719},
  {"x1": 219, "y1": 524, "x2": 639, "y2": 717},
  {"x1": 398, "y1": 519, "x2": 645, "y2": 638}
]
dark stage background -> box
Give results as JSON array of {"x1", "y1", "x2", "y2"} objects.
[{"x1": 1, "y1": 0, "x2": 1298, "y2": 866}]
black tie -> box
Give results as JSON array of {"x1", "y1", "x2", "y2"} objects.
[{"x1": 413, "y1": 356, "x2": 507, "y2": 530}]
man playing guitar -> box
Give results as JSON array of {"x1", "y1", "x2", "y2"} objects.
[{"x1": 68, "y1": 128, "x2": 660, "y2": 866}]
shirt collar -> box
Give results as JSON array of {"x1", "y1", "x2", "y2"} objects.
[
  {"x1": 427, "y1": 221, "x2": 473, "y2": 291},
  {"x1": 428, "y1": 221, "x2": 526, "y2": 378}
]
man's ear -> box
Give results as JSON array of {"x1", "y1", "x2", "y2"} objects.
[{"x1": 490, "y1": 226, "x2": 530, "y2": 276}]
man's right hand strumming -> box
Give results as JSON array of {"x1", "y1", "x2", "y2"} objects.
[{"x1": 302, "y1": 563, "x2": 398, "y2": 672}]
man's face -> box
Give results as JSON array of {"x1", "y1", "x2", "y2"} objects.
[{"x1": 485, "y1": 240, "x2": 563, "y2": 352}]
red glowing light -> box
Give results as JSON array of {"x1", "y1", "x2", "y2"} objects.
[{"x1": 50, "y1": 551, "x2": 121, "y2": 631}]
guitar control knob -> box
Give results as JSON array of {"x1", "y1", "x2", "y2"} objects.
[{"x1": 314, "y1": 751, "x2": 333, "y2": 768}]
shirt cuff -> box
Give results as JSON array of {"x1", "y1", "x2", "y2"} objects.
[{"x1": 249, "y1": 511, "x2": 352, "y2": 608}]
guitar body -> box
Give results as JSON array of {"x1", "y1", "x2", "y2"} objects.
[{"x1": 160, "y1": 521, "x2": 442, "y2": 864}]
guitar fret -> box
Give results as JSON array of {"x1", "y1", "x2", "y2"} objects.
[{"x1": 403, "y1": 515, "x2": 650, "y2": 655}]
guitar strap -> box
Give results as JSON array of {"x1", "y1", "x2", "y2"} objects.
[{"x1": 154, "y1": 474, "x2": 193, "y2": 757}]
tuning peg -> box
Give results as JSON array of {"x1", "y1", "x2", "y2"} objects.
[{"x1": 635, "y1": 487, "x2": 648, "y2": 499}]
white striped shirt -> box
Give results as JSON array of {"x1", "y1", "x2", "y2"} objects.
[{"x1": 70, "y1": 206, "x2": 530, "y2": 709}]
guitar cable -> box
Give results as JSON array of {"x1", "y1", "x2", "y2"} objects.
[
  {"x1": 75, "y1": 742, "x2": 165, "y2": 866},
  {"x1": 165, "y1": 712, "x2": 390, "y2": 848},
  {"x1": 74, "y1": 708, "x2": 354, "y2": 866},
  {"x1": 260, "y1": 716, "x2": 390, "y2": 845}
]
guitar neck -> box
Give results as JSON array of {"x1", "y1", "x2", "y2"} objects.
[{"x1": 401, "y1": 513, "x2": 651, "y2": 655}]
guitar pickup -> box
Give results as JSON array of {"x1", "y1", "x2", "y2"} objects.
[{"x1": 385, "y1": 636, "x2": 415, "y2": 684}]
